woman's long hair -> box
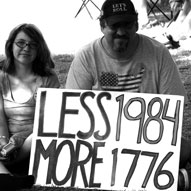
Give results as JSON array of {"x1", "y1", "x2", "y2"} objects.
[{"x1": 3, "y1": 23, "x2": 54, "y2": 76}]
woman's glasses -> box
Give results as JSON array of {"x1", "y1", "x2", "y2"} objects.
[{"x1": 14, "y1": 40, "x2": 38, "y2": 49}]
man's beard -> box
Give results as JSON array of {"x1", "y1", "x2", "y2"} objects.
[
  {"x1": 113, "y1": 35, "x2": 129, "y2": 53},
  {"x1": 114, "y1": 39, "x2": 129, "y2": 52}
]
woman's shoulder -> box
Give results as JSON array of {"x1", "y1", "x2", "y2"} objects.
[{"x1": 38, "y1": 70, "x2": 60, "y2": 88}]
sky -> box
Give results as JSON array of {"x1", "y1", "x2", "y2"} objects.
[{"x1": 0, "y1": 0, "x2": 104, "y2": 55}]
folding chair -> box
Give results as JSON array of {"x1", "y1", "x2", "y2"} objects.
[
  {"x1": 147, "y1": 0, "x2": 172, "y2": 22},
  {"x1": 167, "y1": 0, "x2": 184, "y2": 27},
  {"x1": 75, "y1": 0, "x2": 100, "y2": 19}
]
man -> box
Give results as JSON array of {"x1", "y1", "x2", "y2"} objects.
[
  {"x1": 65, "y1": 0, "x2": 190, "y2": 188},
  {"x1": 66, "y1": 0, "x2": 186, "y2": 97}
]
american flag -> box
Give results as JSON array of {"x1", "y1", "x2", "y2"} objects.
[{"x1": 99, "y1": 68, "x2": 145, "y2": 92}]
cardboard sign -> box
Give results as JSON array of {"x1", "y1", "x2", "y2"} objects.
[{"x1": 29, "y1": 88, "x2": 184, "y2": 191}]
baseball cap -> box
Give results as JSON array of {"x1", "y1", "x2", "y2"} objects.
[{"x1": 99, "y1": 0, "x2": 138, "y2": 25}]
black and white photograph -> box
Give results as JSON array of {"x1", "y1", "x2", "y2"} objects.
[{"x1": 0, "y1": 0, "x2": 191, "y2": 190}]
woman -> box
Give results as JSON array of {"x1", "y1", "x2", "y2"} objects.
[{"x1": 0, "y1": 23, "x2": 60, "y2": 190}]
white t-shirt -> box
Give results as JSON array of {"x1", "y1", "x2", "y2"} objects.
[{"x1": 66, "y1": 34, "x2": 187, "y2": 99}]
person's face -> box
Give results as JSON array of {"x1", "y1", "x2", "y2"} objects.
[
  {"x1": 101, "y1": 20, "x2": 138, "y2": 53},
  {"x1": 12, "y1": 31, "x2": 38, "y2": 66}
]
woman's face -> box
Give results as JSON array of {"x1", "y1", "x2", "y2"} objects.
[{"x1": 12, "y1": 31, "x2": 38, "y2": 66}]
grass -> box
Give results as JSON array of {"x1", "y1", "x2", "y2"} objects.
[{"x1": 53, "y1": 54, "x2": 74, "y2": 88}]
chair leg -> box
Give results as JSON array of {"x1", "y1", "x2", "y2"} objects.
[
  {"x1": 75, "y1": 0, "x2": 96, "y2": 19},
  {"x1": 148, "y1": 0, "x2": 171, "y2": 21}
]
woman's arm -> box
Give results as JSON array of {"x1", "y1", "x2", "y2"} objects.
[{"x1": 0, "y1": 92, "x2": 9, "y2": 147}]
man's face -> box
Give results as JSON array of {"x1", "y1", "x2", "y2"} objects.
[{"x1": 101, "y1": 20, "x2": 138, "y2": 53}]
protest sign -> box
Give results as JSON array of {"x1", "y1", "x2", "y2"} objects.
[{"x1": 29, "y1": 88, "x2": 184, "y2": 191}]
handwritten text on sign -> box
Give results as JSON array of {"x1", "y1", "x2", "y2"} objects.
[{"x1": 29, "y1": 89, "x2": 184, "y2": 191}]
